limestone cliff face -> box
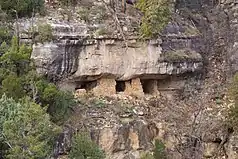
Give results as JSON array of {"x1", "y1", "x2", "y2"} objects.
[
  {"x1": 30, "y1": 24, "x2": 203, "y2": 88},
  {"x1": 20, "y1": 0, "x2": 238, "y2": 158},
  {"x1": 28, "y1": 18, "x2": 203, "y2": 98},
  {"x1": 32, "y1": 38, "x2": 202, "y2": 81}
]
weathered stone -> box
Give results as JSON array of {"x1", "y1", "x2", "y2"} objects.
[
  {"x1": 99, "y1": 128, "x2": 115, "y2": 154},
  {"x1": 74, "y1": 89, "x2": 87, "y2": 98},
  {"x1": 226, "y1": 135, "x2": 238, "y2": 159},
  {"x1": 92, "y1": 78, "x2": 116, "y2": 96},
  {"x1": 31, "y1": 39, "x2": 202, "y2": 82},
  {"x1": 203, "y1": 142, "x2": 219, "y2": 158},
  {"x1": 124, "y1": 78, "x2": 144, "y2": 97},
  {"x1": 19, "y1": 0, "x2": 238, "y2": 158},
  {"x1": 129, "y1": 129, "x2": 140, "y2": 150}
]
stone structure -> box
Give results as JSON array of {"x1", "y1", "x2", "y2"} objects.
[
  {"x1": 16, "y1": 1, "x2": 204, "y2": 97},
  {"x1": 31, "y1": 34, "x2": 202, "y2": 96},
  {"x1": 65, "y1": 75, "x2": 190, "y2": 97},
  {"x1": 91, "y1": 78, "x2": 116, "y2": 96},
  {"x1": 19, "y1": 0, "x2": 238, "y2": 158},
  {"x1": 117, "y1": 78, "x2": 144, "y2": 96},
  {"x1": 74, "y1": 77, "x2": 161, "y2": 97}
]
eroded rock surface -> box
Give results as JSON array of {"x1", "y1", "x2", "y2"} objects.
[
  {"x1": 31, "y1": 31, "x2": 203, "y2": 82},
  {"x1": 19, "y1": 0, "x2": 238, "y2": 158}
]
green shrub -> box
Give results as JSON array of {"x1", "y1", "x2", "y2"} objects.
[
  {"x1": 0, "y1": 37, "x2": 32, "y2": 76},
  {"x1": 77, "y1": 7, "x2": 90, "y2": 22},
  {"x1": 229, "y1": 74, "x2": 238, "y2": 102},
  {"x1": 1, "y1": 73, "x2": 25, "y2": 100},
  {"x1": 153, "y1": 139, "x2": 167, "y2": 159},
  {"x1": 184, "y1": 26, "x2": 200, "y2": 36},
  {"x1": 0, "y1": 95, "x2": 61, "y2": 159},
  {"x1": 35, "y1": 24, "x2": 53, "y2": 43},
  {"x1": 0, "y1": 0, "x2": 44, "y2": 17},
  {"x1": 0, "y1": 26, "x2": 12, "y2": 44},
  {"x1": 58, "y1": 0, "x2": 78, "y2": 6},
  {"x1": 0, "y1": 36, "x2": 77, "y2": 124},
  {"x1": 94, "y1": 27, "x2": 108, "y2": 37},
  {"x1": 36, "y1": 80, "x2": 77, "y2": 124},
  {"x1": 0, "y1": 94, "x2": 21, "y2": 157},
  {"x1": 136, "y1": 0, "x2": 171, "y2": 38},
  {"x1": 0, "y1": 42, "x2": 9, "y2": 58},
  {"x1": 162, "y1": 49, "x2": 202, "y2": 62},
  {"x1": 90, "y1": 5, "x2": 107, "y2": 24},
  {"x1": 69, "y1": 133, "x2": 105, "y2": 159},
  {"x1": 0, "y1": 37, "x2": 32, "y2": 100}
]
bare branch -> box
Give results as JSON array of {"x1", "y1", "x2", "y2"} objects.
[{"x1": 98, "y1": 0, "x2": 128, "y2": 48}]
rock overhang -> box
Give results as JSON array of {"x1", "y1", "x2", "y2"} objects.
[
  {"x1": 17, "y1": 13, "x2": 204, "y2": 83},
  {"x1": 31, "y1": 38, "x2": 203, "y2": 82}
]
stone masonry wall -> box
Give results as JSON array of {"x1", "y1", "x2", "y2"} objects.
[
  {"x1": 124, "y1": 78, "x2": 144, "y2": 97},
  {"x1": 92, "y1": 78, "x2": 116, "y2": 96},
  {"x1": 74, "y1": 78, "x2": 163, "y2": 97},
  {"x1": 141, "y1": 80, "x2": 159, "y2": 95}
]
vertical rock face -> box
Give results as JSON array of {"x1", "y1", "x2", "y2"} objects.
[
  {"x1": 32, "y1": 39, "x2": 84, "y2": 81},
  {"x1": 225, "y1": 0, "x2": 238, "y2": 74},
  {"x1": 28, "y1": 16, "x2": 204, "y2": 97},
  {"x1": 54, "y1": 116, "x2": 160, "y2": 159},
  {"x1": 222, "y1": 1, "x2": 238, "y2": 158},
  {"x1": 29, "y1": 18, "x2": 203, "y2": 97},
  {"x1": 32, "y1": 38, "x2": 203, "y2": 82},
  {"x1": 226, "y1": 135, "x2": 238, "y2": 159},
  {"x1": 21, "y1": 0, "x2": 238, "y2": 158}
]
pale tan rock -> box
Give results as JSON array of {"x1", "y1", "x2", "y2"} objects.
[
  {"x1": 226, "y1": 135, "x2": 238, "y2": 159},
  {"x1": 129, "y1": 130, "x2": 139, "y2": 150},
  {"x1": 99, "y1": 128, "x2": 115, "y2": 154},
  {"x1": 203, "y1": 142, "x2": 219, "y2": 158},
  {"x1": 32, "y1": 39, "x2": 202, "y2": 84},
  {"x1": 74, "y1": 89, "x2": 87, "y2": 98},
  {"x1": 124, "y1": 78, "x2": 144, "y2": 97},
  {"x1": 92, "y1": 78, "x2": 116, "y2": 96}
]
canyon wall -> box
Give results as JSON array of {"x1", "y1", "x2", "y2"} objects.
[{"x1": 18, "y1": 0, "x2": 238, "y2": 158}]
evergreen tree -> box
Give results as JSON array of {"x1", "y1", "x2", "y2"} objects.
[
  {"x1": 0, "y1": 95, "x2": 21, "y2": 157},
  {"x1": 1, "y1": 96, "x2": 61, "y2": 159},
  {"x1": 69, "y1": 133, "x2": 105, "y2": 159},
  {"x1": 0, "y1": 36, "x2": 77, "y2": 123},
  {"x1": 0, "y1": 0, "x2": 44, "y2": 17},
  {"x1": 36, "y1": 79, "x2": 77, "y2": 124},
  {"x1": 0, "y1": 26, "x2": 12, "y2": 44}
]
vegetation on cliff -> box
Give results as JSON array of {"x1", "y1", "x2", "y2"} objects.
[
  {"x1": 69, "y1": 133, "x2": 105, "y2": 159},
  {"x1": 0, "y1": 36, "x2": 77, "y2": 157},
  {"x1": 136, "y1": 0, "x2": 171, "y2": 38},
  {"x1": 0, "y1": 1, "x2": 107, "y2": 158},
  {"x1": 228, "y1": 73, "x2": 238, "y2": 132},
  {"x1": 1, "y1": 0, "x2": 231, "y2": 159},
  {"x1": 0, "y1": 95, "x2": 61, "y2": 158},
  {"x1": 140, "y1": 139, "x2": 167, "y2": 159},
  {"x1": 34, "y1": 24, "x2": 54, "y2": 43},
  {"x1": 0, "y1": 0, "x2": 44, "y2": 17}
]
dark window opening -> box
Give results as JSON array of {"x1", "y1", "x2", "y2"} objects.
[
  {"x1": 141, "y1": 79, "x2": 156, "y2": 94},
  {"x1": 75, "y1": 81, "x2": 97, "y2": 92},
  {"x1": 116, "y1": 81, "x2": 126, "y2": 92},
  {"x1": 129, "y1": 79, "x2": 132, "y2": 84}
]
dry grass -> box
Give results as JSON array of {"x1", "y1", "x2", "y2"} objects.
[{"x1": 162, "y1": 49, "x2": 202, "y2": 62}]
